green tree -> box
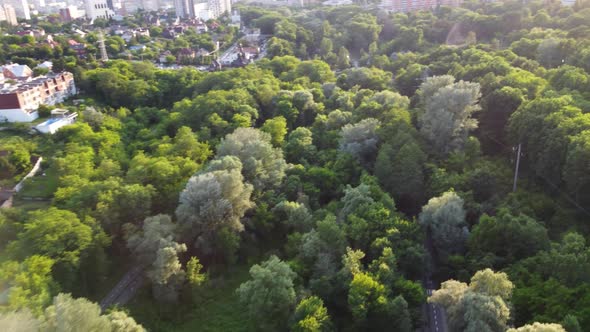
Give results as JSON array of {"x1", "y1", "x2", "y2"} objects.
[
  {"x1": 186, "y1": 256, "x2": 206, "y2": 286},
  {"x1": 291, "y1": 296, "x2": 333, "y2": 332},
  {"x1": 429, "y1": 269, "x2": 513, "y2": 332},
  {"x1": 469, "y1": 210, "x2": 550, "y2": 267},
  {"x1": 217, "y1": 128, "x2": 287, "y2": 191},
  {"x1": 237, "y1": 256, "x2": 297, "y2": 331},
  {"x1": 339, "y1": 118, "x2": 381, "y2": 167},
  {"x1": 417, "y1": 75, "x2": 481, "y2": 155},
  {"x1": 175, "y1": 156, "x2": 254, "y2": 259},
  {"x1": 261, "y1": 116, "x2": 288, "y2": 147},
  {"x1": 419, "y1": 191, "x2": 468, "y2": 255},
  {"x1": 0, "y1": 256, "x2": 57, "y2": 315},
  {"x1": 18, "y1": 208, "x2": 93, "y2": 266}
]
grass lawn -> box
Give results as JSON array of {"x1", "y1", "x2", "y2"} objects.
[
  {"x1": 127, "y1": 264, "x2": 255, "y2": 332},
  {"x1": 10, "y1": 199, "x2": 51, "y2": 211},
  {"x1": 17, "y1": 167, "x2": 58, "y2": 199}
]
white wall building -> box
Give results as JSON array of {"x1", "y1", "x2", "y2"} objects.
[{"x1": 85, "y1": 0, "x2": 114, "y2": 19}]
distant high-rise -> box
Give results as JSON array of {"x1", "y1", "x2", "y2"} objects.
[
  {"x1": 381, "y1": 0, "x2": 461, "y2": 12},
  {"x1": 174, "y1": 0, "x2": 229, "y2": 19},
  {"x1": 123, "y1": 0, "x2": 159, "y2": 13},
  {"x1": 85, "y1": 0, "x2": 115, "y2": 19},
  {"x1": 5, "y1": 0, "x2": 30, "y2": 20},
  {"x1": 174, "y1": 0, "x2": 190, "y2": 17},
  {"x1": 0, "y1": 4, "x2": 18, "y2": 25}
]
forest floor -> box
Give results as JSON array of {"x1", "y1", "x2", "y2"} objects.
[{"x1": 126, "y1": 264, "x2": 255, "y2": 332}]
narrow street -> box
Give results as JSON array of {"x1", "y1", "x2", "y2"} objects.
[{"x1": 422, "y1": 233, "x2": 449, "y2": 332}]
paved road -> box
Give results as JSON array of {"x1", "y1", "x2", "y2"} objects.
[
  {"x1": 99, "y1": 264, "x2": 145, "y2": 310},
  {"x1": 426, "y1": 288, "x2": 449, "y2": 332},
  {"x1": 422, "y1": 232, "x2": 450, "y2": 332}
]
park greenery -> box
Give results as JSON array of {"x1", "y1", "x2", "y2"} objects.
[{"x1": 1, "y1": 0, "x2": 590, "y2": 331}]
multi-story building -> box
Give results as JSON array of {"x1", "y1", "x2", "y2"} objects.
[
  {"x1": 174, "y1": 0, "x2": 190, "y2": 18},
  {"x1": 0, "y1": 4, "x2": 18, "y2": 25},
  {"x1": 5, "y1": 0, "x2": 30, "y2": 20},
  {"x1": 59, "y1": 6, "x2": 84, "y2": 22},
  {"x1": 175, "y1": 0, "x2": 229, "y2": 19},
  {"x1": 0, "y1": 72, "x2": 77, "y2": 123},
  {"x1": 381, "y1": 0, "x2": 461, "y2": 12},
  {"x1": 85, "y1": 0, "x2": 115, "y2": 20}
]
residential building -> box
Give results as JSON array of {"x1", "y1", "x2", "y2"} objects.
[
  {"x1": 67, "y1": 39, "x2": 87, "y2": 58},
  {"x1": 5, "y1": 0, "x2": 30, "y2": 20},
  {"x1": 85, "y1": 0, "x2": 115, "y2": 20},
  {"x1": 0, "y1": 4, "x2": 18, "y2": 25},
  {"x1": 381, "y1": 0, "x2": 461, "y2": 12},
  {"x1": 2, "y1": 64, "x2": 33, "y2": 80},
  {"x1": 175, "y1": 0, "x2": 229, "y2": 19},
  {"x1": 34, "y1": 109, "x2": 78, "y2": 134},
  {"x1": 0, "y1": 72, "x2": 77, "y2": 123}
]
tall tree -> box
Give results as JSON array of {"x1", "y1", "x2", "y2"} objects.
[
  {"x1": 217, "y1": 128, "x2": 288, "y2": 191},
  {"x1": 176, "y1": 156, "x2": 254, "y2": 259},
  {"x1": 429, "y1": 269, "x2": 513, "y2": 332},
  {"x1": 291, "y1": 296, "x2": 333, "y2": 332},
  {"x1": 419, "y1": 191, "x2": 468, "y2": 255},
  {"x1": 237, "y1": 256, "x2": 297, "y2": 331},
  {"x1": 417, "y1": 75, "x2": 481, "y2": 155}
]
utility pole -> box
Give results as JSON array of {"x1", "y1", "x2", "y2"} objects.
[{"x1": 513, "y1": 143, "x2": 522, "y2": 192}]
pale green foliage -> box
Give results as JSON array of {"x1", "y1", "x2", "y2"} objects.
[
  {"x1": 469, "y1": 269, "x2": 514, "y2": 301},
  {"x1": 0, "y1": 310, "x2": 40, "y2": 332},
  {"x1": 237, "y1": 255, "x2": 296, "y2": 331},
  {"x1": 339, "y1": 184, "x2": 374, "y2": 221},
  {"x1": 217, "y1": 127, "x2": 287, "y2": 190},
  {"x1": 272, "y1": 201, "x2": 314, "y2": 232},
  {"x1": 41, "y1": 293, "x2": 145, "y2": 332},
  {"x1": 148, "y1": 242, "x2": 187, "y2": 303},
  {"x1": 429, "y1": 269, "x2": 514, "y2": 332},
  {"x1": 507, "y1": 322, "x2": 566, "y2": 332},
  {"x1": 176, "y1": 156, "x2": 254, "y2": 252},
  {"x1": 326, "y1": 110, "x2": 353, "y2": 130},
  {"x1": 43, "y1": 293, "x2": 112, "y2": 332},
  {"x1": 419, "y1": 191, "x2": 468, "y2": 254},
  {"x1": 107, "y1": 310, "x2": 146, "y2": 332},
  {"x1": 339, "y1": 118, "x2": 381, "y2": 165},
  {"x1": 418, "y1": 75, "x2": 481, "y2": 155},
  {"x1": 291, "y1": 296, "x2": 333, "y2": 332},
  {"x1": 186, "y1": 257, "x2": 206, "y2": 286},
  {"x1": 126, "y1": 214, "x2": 178, "y2": 265},
  {"x1": 463, "y1": 292, "x2": 510, "y2": 332},
  {"x1": 148, "y1": 242, "x2": 187, "y2": 285}
]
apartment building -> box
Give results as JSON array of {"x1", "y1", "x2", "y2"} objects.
[{"x1": 0, "y1": 72, "x2": 77, "y2": 123}]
